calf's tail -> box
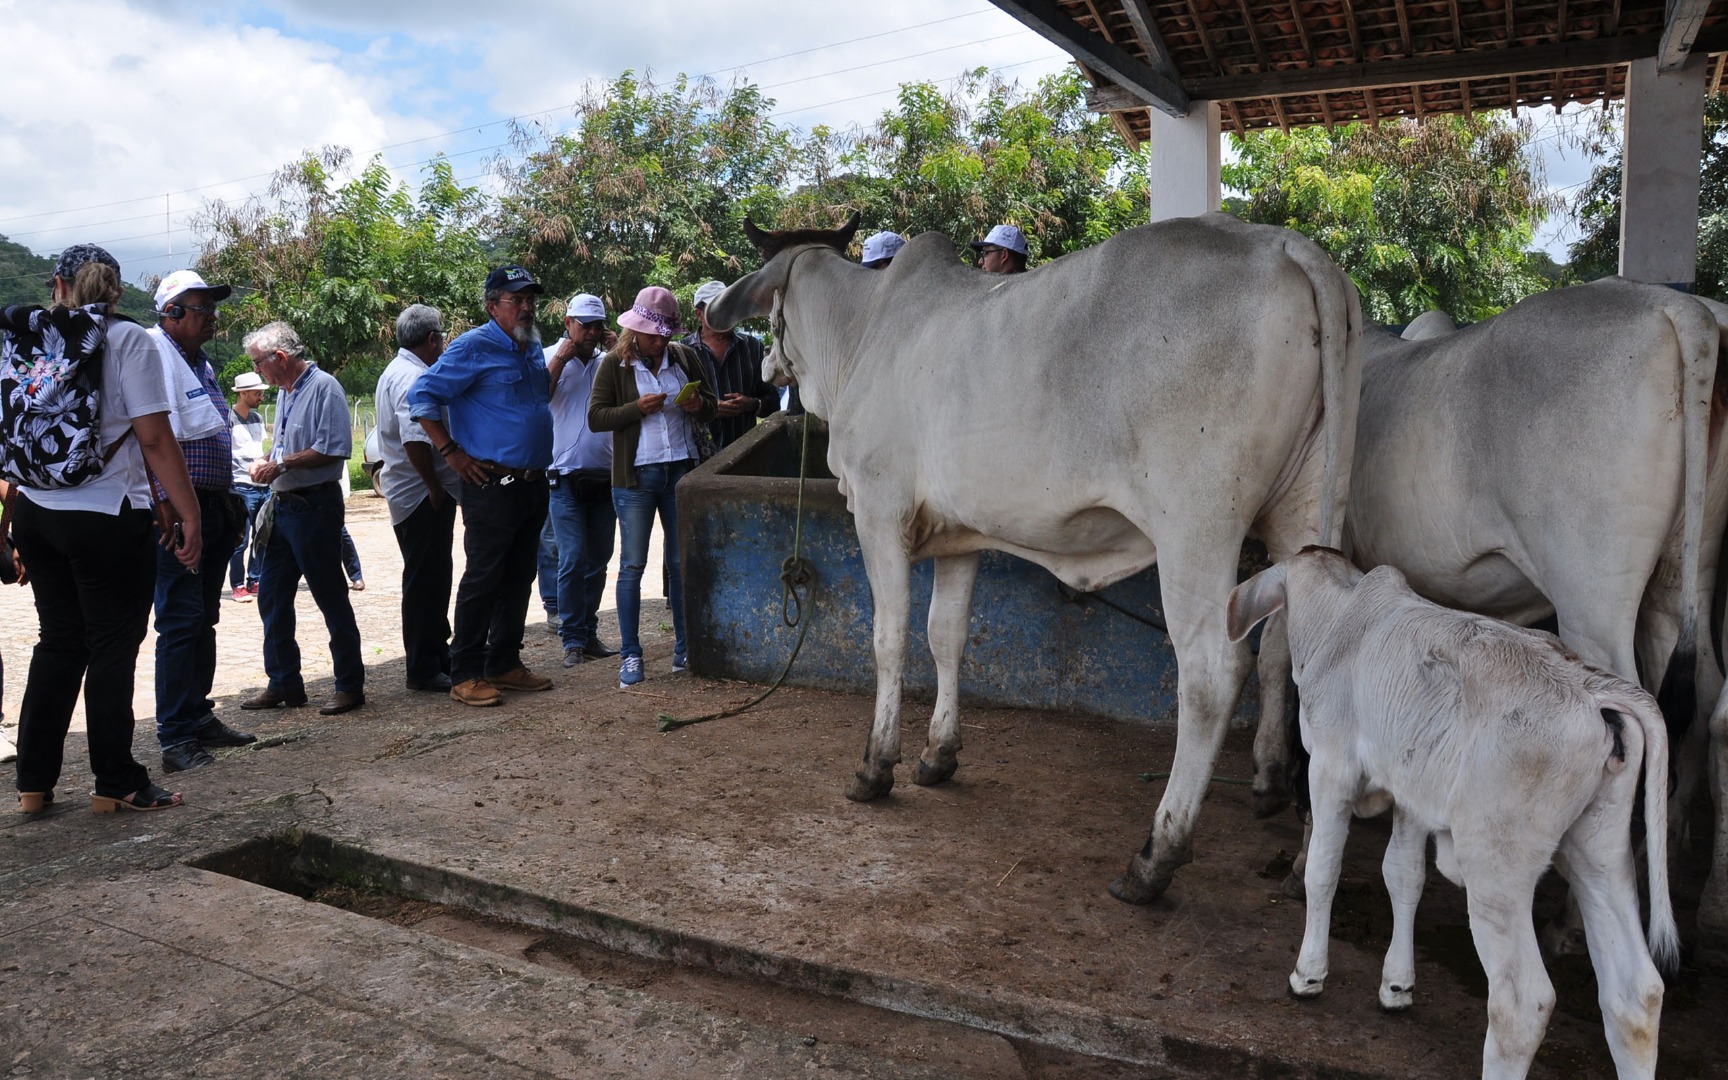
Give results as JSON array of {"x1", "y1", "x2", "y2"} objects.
[
  {"x1": 1595, "y1": 681, "x2": 1681, "y2": 974},
  {"x1": 1283, "y1": 238, "x2": 1362, "y2": 549}
]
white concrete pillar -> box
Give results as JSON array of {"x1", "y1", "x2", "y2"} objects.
[
  {"x1": 1619, "y1": 54, "x2": 1708, "y2": 288},
  {"x1": 1148, "y1": 100, "x2": 1222, "y2": 222}
]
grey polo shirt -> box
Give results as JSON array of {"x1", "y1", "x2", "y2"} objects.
[{"x1": 271, "y1": 362, "x2": 351, "y2": 492}]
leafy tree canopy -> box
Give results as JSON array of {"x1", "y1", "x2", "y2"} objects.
[
  {"x1": 196, "y1": 147, "x2": 490, "y2": 392},
  {"x1": 1223, "y1": 114, "x2": 1555, "y2": 323},
  {"x1": 1569, "y1": 94, "x2": 1728, "y2": 301}
]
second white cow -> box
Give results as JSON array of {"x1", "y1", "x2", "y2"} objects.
[{"x1": 1229, "y1": 548, "x2": 1677, "y2": 1080}]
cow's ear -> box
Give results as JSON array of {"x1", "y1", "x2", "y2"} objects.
[
  {"x1": 707, "y1": 261, "x2": 787, "y2": 331},
  {"x1": 1227, "y1": 565, "x2": 1286, "y2": 643}
]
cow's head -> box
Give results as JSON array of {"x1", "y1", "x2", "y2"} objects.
[
  {"x1": 1228, "y1": 546, "x2": 1364, "y2": 679},
  {"x1": 707, "y1": 211, "x2": 860, "y2": 332},
  {"x1": 708, "y1": 211, "x2": 860, "y2": 391}
]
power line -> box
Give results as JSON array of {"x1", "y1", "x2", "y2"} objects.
[{"x1": 0, "y1": 8, "x2": 1007, "y2": 231}]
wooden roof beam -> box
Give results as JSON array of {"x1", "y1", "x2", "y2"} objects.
[
  {"x1": 1088, "y1": 26, "x2": 1728, "y2": 104},
  {"x1": 1660, "y1": 0, "x2": 1712, "y2": 72},
  {"x1": 1117, "y1": 0, "x2": 1180, "y2": 72},
  {"x1": 986, "y1": 0, "x2": 1190, "y2": 115}
]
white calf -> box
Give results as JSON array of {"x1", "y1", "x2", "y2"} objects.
[{"x1": 1229, "y1": 548, "x2": 1678, "y2": 1080}]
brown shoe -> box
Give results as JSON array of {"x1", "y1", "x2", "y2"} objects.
[
  {"x1": 319, "y1": 690, "x2": 365, "y2": 716},
  {"x1": 488, "y1": 666, "x2": 553, "y2": 692},
  {"x1": 241, "y1": 686, "x2": 309, "y2": 710},
  {"x1": 450, "y1": 678, "x2": 504, "y2": 707}
]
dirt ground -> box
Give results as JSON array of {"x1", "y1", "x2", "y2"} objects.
[{"x1": 2, "y1": 493, "x2": 1726, "y2": 1078}]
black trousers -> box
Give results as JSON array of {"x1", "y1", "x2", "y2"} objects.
[
  {"x1": 392, "y1": 494, "x2": 458, "y2": 683},
  {"x1": 11, "y1": 496, "x2": 155, "y2": 798},
  {"x1": 451, "y1": 477, "x2": 548, "y2": 683}
]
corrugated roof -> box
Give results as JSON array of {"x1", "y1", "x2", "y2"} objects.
[{"x1": 1008, "y1": 0, "x2": 1727, "y2": 143}]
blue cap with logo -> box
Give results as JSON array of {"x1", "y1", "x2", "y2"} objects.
[{"x1": 485, "y1": 265, "x2": 544, "y2": 295}]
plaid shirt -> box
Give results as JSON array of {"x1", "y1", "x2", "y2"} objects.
[{"x1": 154, "y1": 340, "x2": 233, "y2": 495}]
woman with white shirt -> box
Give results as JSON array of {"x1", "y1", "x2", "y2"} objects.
[
  {"x1": 586, "y1": 286, "x2": 716, "y2": 689},
  {"x1": 10, "y1": 245, "x2": 202, "y2": 815}
]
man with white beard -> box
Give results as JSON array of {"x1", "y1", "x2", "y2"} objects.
[{"x1": 407, "y1": 266, "x2": 556, "y2": 707}]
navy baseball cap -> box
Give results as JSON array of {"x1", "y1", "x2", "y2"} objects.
[
  {"x1": 485, "y1": 265, "x2": 544, "y2": 295},
  {"x1": 50, "y1": 243, "x2": 121, "y2": 285}
]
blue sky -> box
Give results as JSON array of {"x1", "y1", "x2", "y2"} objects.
[{"x1": 0, "y1": 0, "x2": 1604, "y2": 294}]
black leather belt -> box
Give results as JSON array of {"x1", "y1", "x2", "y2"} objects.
[{"x1": 491, "y1": 468, "x2": 545, "y2": 485}]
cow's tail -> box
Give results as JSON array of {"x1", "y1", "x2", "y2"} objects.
[
  {"x1": 1593, "y1": 678, "x2": 1680, "y2": 974},
  {"x1": 1655, "y1": 294, "x2": 1718, "y2": 746},
  {"x1": 1284, "y1": 238, "x2": 1361, "y2": 549}
]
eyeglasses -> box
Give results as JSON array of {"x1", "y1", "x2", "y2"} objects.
[
  {"x1": 178, "y1": 304, "x2": 219, "y2": 317},
  {"x1": 496, "y1": 294, "x2": 537, "y2": 310}
]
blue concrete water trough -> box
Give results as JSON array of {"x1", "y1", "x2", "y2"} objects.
[{"x1": 678, "y1": 413, "x2": 1261, "y2": 725}]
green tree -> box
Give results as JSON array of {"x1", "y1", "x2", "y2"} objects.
[
  {"x1": 1570, "y1": 94, "x2": 1728, "y2": 300},
  {"x1": 195, "y1": 147, "x2": 490, "y2": 392},
  {"x1": 1224, "y1": 114, "x2": 1555, "y2": 323},
  {"x1": 780, "y1": 68, "x2": 1148, "y2": 262},
  {"x1": 494, "y1": 72, "x2": 797, "y2": 324}
]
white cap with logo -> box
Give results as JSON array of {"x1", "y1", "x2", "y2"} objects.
[
  {"x1": 860, "y1": 231, "x2": 906, "y2": 264},
  {"x1": 566, "y1": 293, "x2": 607, "y2": 322},
  {"x1": 153, "y1": 269, "x2": 232, "y2": 312},
  {"x1": 969, "y1": 224, "x2": 1029, "y2": 257}
]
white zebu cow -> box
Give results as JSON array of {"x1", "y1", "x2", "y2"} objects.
[
  {"x1": 1231, "y1": 548, "x2": 1677, "y2": 1080},
  {"x1": 1250, "y1": 280, "x2": 1728, "y2": 847},
  {"x1": 707, "y1": 212, "x2": 1362, "y2": 902}
]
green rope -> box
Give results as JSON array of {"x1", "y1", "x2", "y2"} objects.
[{"x1": 658, "y1": 414, "x2": 817, "y2": 733}]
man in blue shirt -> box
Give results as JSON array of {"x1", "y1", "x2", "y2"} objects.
[{"x1": 408, "y1": 266, "x2": 556, "y2": 707}]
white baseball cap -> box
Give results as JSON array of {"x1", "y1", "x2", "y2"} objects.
[
  {"x1": 232, "y1": 372, "x2": 267, "y2": 392},
  {"x1": 153, "y1": 269, "x2": 232, "y2": 312},
  {"x1": 566, "y1": 293, "x2": 607, "y2": 322},
  {"x1": 969, "y1": 224, "x2": 1029, "y2": 257},
  {"x1": 692, "y1": 280, "x2": 727, "y2": 308},
  {"x1": 860, "y1": 231, "x2": 905, "y2": 264}
]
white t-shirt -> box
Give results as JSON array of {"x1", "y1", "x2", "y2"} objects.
[
  {"x1": 22, "y1": 319, "x2": 170, "y2": 514},
  {"x1": 146, "y1": 325, "x2": 226, "y2": 441}
]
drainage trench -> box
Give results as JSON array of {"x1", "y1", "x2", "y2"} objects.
[{"x1": 191, "y1": 830, "x2": 1154, "y2": 1080}]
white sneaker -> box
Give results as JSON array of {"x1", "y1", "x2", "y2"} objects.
[{"x1": 0, "y1": 732, "x2": 16, "y2": 764}]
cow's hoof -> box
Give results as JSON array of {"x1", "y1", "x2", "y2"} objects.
[
  {"x1": 1287, "y1": 972, "x2": 1325, "y2": 999},
  {"x1": 1108, "y1": 854, "x2": 1171, "y2": 905},
  {"x1": 845, "y1": 770, "x2": 894, "y2": 802},
  {"x1": 912, "y1": 756, "x2": 958, "y2": 787},
  {"x1": 1280, "y1": 871, "x2": 1306, "y2": 903},
  {"x1": 1377, "y1": 985, "x2": 1414, "y2": 1012},
  {"x1": 1252, "y1": 785, "x2": 1291, "y2": 819}
]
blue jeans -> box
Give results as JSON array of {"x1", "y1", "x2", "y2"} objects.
[
  {"x1": 548, "y1": 470, "x2": 617, "y2": 649},
  {"x1": 257, "y1": 484, "x2": 364, "y2": 696},
  {"x1": 229, "y1": 483, "x2": 270, "y2": 589},
  {"x1": 613, "y1": 460, "x2": 691, "y2": 660},
  {"x1": 536, "y1": 517, "x2": 558, "y2": 613},
  {"x1": 155, "y1": 490, "x2": 240, "y2": 749},
  {"x1": 341, "y1": 527, "x2": 363, "y2": 583}
]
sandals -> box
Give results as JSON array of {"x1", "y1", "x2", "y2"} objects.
[
  {"x1": 90, "y1": 784, "x2": 182, "y2": 813},
  {"x1": 17, "y1": 790, "x2": 52, "y2": 814}
]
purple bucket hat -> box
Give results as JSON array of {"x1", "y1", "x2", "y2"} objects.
[{"x1": 617, "y1": 286, "x2": 683, "y2": 337}]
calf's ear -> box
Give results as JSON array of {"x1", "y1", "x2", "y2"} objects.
[{"x1": 1227, "y1": 565, "x2": 1287, "y2": 643}]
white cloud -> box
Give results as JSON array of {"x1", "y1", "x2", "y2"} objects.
[{"x1": 0, "y1": 0, "x2": 439, "y2": 284}]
